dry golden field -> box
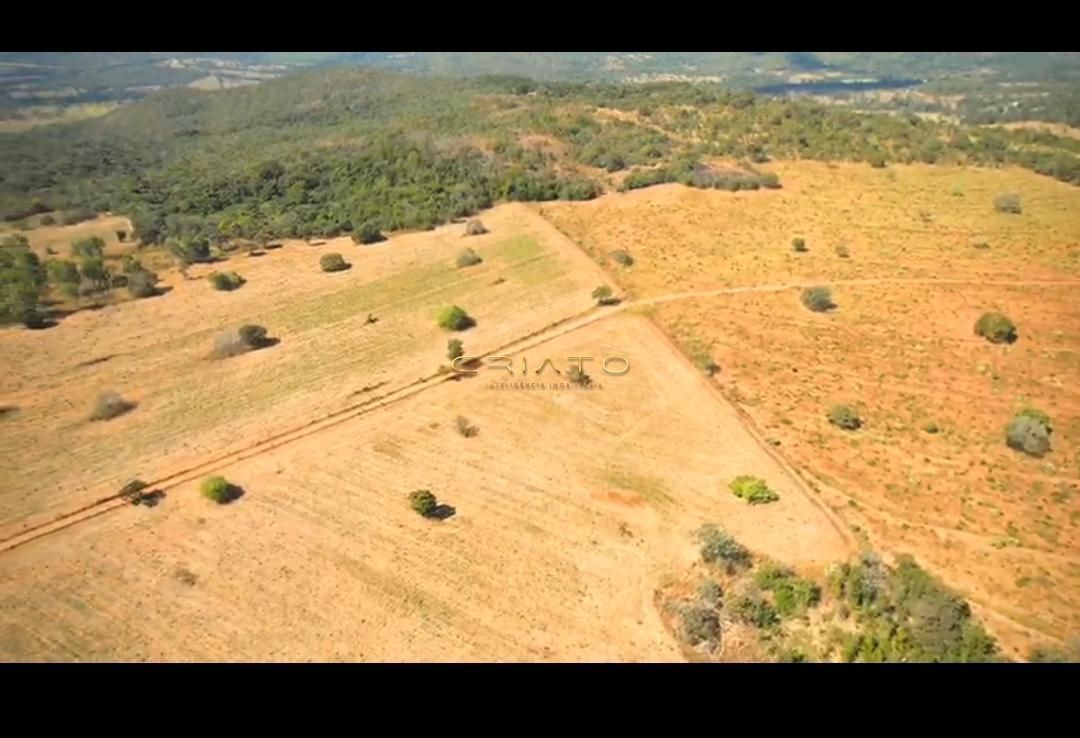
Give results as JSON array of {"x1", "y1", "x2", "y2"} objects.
[{"x1": 542, "y1": 161, "x2": 1080, "y2": 658}]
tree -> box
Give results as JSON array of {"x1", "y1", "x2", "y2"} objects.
[
  {"x1": 464, "y1": 219, "x2": 488, "y2": 236},
  {"x1": 792, "y1": 237, "x2": 808, "y2": 253},
  {"x1": 1005, "y1": 410, "x2": 1052, "y2": 457},
  {"x1": 835, "y1": 244, "x2": 851, "y2": 258},
  {"x1": 0, "y1": 247, "x2": 46, "y2": 326},
  {"x1": 71, "y1": 236, "x2": 105, "y2": 260},
  {"x1": 354, "y1": 221, "x2": 385, "y2": 245},
  {"x1": 591, "y1": 285, "x2": 618, "y2": 306},
  {"x1": 320, "y1": 253, "x2": 349, "y2": 272},
  {"x1": 974, "y1": 312, "x2": 1017, "y2": 344},
  {"x1": 239, "y1": 324, "x2": 270, "y2": 348},
  {"x1": 409, "y1": 489, "x2": 438, "y2": 517},
  {"x1": 993, "y1": 193, "x2": 1022, "y2": 214},
  {"x1": 79, "y1": 257, "x2": 110, "y2": 291},
  {"x1": 201, "y1": 475, "x2": 241, "y2": 504},
  {"x1": 610, "y1": 250, "x2": 634, "y2": 266},
  {"x1": 828, "y1": 405, "x2": 862, "y2": 431},
  {"x1": 455, "y1": 415, "x2": 478, "y2": 438},
  {"x1": 209, "y1": 271, "x2": 245, "y2": 290},
  {"x1": 697, "y1": 525, "x2": 752, "y2": 572},
  {"x1": 456, "y1": 248, "x2": 483, "y2": 268},
  {"x1": 682, "y1": 607, "x2": 721, "y2": 646},
  {"x1": 447, "y1": 338, "x2": 464, "y2": 361},
  {"x1": 801, "y1": 286, "x2": 835, "y2": 312},
  {"x1": 437, "y1": 305, "x2": 475, "y2": 331},
  {"x1": 46, "y1": 259, "x2": 79, "y2": 287},
  {"x1": 89, "y1": 391, "x2": 135, "y2": 421},
  {"x1": 729, "y1": 475, "x2": 780, "y2": 505},
  {"x1": 127, "y1": 268, "x2": 160, "y2": 298}
]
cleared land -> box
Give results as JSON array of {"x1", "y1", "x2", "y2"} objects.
[
  {"x1": 542, "y1": 161, "x2": 1080, "y2": 659},
  {"x1": 0, "y1": 305, "x2": 848, "y2": 659}
]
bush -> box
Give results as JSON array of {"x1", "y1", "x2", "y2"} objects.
[
  {"x1": 437, "y1": 305, "x2": 475, "y2": 331},
  {"x1": 611, "y1": 250, "x2": 634, "y2": 266},
  {"x1": 923, "y1": 421, "x2": 940, "y2": 434},
  {"x1": 239, "y1": 324, "x2": 270, "y2": 348},
  {"x1": 993, "y1": 193, "x2": 1022, "y2": 214},
  {"x1": 127, "y1": 268, "x2": 159, "y2": 298},
  {"x1": 39, "y1": 214, "x2": 56, "y2": 226},
  {"x1": 46, "y1": 259, "x2": 79, "y2": 286},
  {"x1": 409, "y1": 489, "x2": 438, "y2": 517},
  {"x1": 209, "y1": 271, "x2": 245, "y2": 291},
  {"x1": 89, "y1": 391, "x2": 135, "y2": 421},
  {"x1": 755, "y1": 563, "x2": 821, "y2": 618},
  {"x1": 828, "y1": 405, "x2": 862, "y2": 431},
  {"x1": 122, "y1": 255, "x2": 143, "y2": 274},
  {"x1": 682, "y1": 606, "x2": 721, "y2": 646},
  {"x1": 1005, "y1": 411, "x2": 1052, "y2": 458},
  {"x1": 62, "y1": 209, "x2": 96, "y2": 226},
  {"x1": 455, "y1": 415, "x2": 478, "y2": 438},
  {"x1": 729, "y1": 475, "x2": 779, "y2": 505},
  {"x1": 731, "y1": 594, "x2": 780, "y2": 628},
  {"x1": 319, "y1": 253, "x2": 349, "y2": 272},
  {"x1": 801, "y1": 286, "x2": 835, "y2": 312},
  {"x1": 698, "y1": 580, "x2": 723, "y2": 606},
  {"x1": 698, "y1": 525, "x2": 752, "y2": 572},
  {"x1": 201, "y1": 475, "x2": 241, "y2": 504},
  {"x1": 447, "y1": 338, "x2": 464, "y2": 362},
  {"x1": 974, "y1": 312, "x2": 1017, "y2": 344},
  {"x1": 868, "y1": 154, "x2": 887, "y2": 169},
  {"x1": 354, "y1": 221, "x2": 386, "y2": 245},
  {"x1": 464, "y1": 219, "x2": 488, "y2": 236},
  {"x1": 71, "y1": 237, "x2": 105, "y2": 260},
  {"x1": 456, "y1": 248, "x2": 483, "y2": 268},
  {"x1": 835, "y1": 244, "x2": 851, "y2": 258},
  {"x1": 591, "y1": 285, "x2": 618, "y2": 305},
  {"x1": 792, "y1": 237, "x2": 808, "y2": 253}
]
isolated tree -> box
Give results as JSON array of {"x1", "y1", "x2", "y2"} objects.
[
  {"x1": 464, "y1": 219, "x2": 488, "y2": 236},
  {"x1": 447, "y1": 338, "x2": 464, "y2": 361},
  {"x1": 0, "y1": 247, "x2": 46, "y2": 326},
  {"x1": 828, "y1": 405, "x2": 862, "y2": 431},
  {"x1": 592, "y1": 285, "x2": 618, "y2": 305},
  {"x1": 437, "y1": 305, "x2": 475, "y2": 331},
  {"x1": 409, "y1": 489, "x2": 438, "y2": 517},
  {"x1": 320, "y1": 253, "x2": 349, "y2": 272},
  {"x1": 729, "y1": 475, "x2": 780, "y2": 505},
  {"x1": 792, "y1": 237, "x2": 808, "y2": 253},
  {"x1": 1005, "y1": 409, "x2": 1052, "y2": 457},
  {"x1": 611, "y1": 249, "x2": 634, "y2": 266},
  {"x1": 201, "y1": 475, "x2": 240, "y2": 504},
  {"x1": 993, "y1": 193, "x2": 1022, "y2": 214},
  {"x1": 209, "y1": 271, "x2": 245, "y2": 290},
  {"x1": 89, "y1": 391, "x2": 135, "y2": 421},
  {"x1": 456, "y1": 248, "x2": 483, "y2": 268},
  {"x1": 974, "y1": 312, "x2": 1017, "y2": 344},
  {"x1": 79, "y1": 257, "x2": 109, "y2": 290},
  {"x1": 238, "y1": 324, "x2": 270, "y2": 348},
  {"x1": 801, "y1": 286, "x2": 835, "y2": 312},
  {"x1": 127, "y1": 268, "x2": 160, "y2": 298},
  {"x1": 697, "y1": 525, "x2": 752, "y2": 572},
  {"x1": 455, "y1": 415, "x2": 478, "y2": 438}
]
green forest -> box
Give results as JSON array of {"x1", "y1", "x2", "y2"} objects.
[{"x1": 3, "y1": 65, "x2": 1080, "y2": 324}]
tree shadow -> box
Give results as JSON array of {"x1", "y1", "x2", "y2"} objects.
[
  {"x1": 25, "y1": 318, "x2": 60, "y2": 330},
  {"x1": 598, "y1": 297, "x2": 623, "y2": 307},
  {"x1": 264, "y1": 242, "x2": 285, "y2": 251},
  {"x1": 254, "y1": 337, "x2": 281, "y2": 351},
  {"x1": 220, "y1": 484, "x2": 245, "y2": 504},
  {"x1": 75, "y1": 354, "x2": 117, "y2": 368},
  {"x1": 429, "y1": 504, "x2": 456, "y2": 521},
  {"x1": 247, "y1": 250, "x2": 267, "y2": 258},
  {"x1": 132, "y1": 489, "x2": 167, "y2": 508},
  {"x1": 0, "y1": 405, "x2": 19, "y2": 419}
]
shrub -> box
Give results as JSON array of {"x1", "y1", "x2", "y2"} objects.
[
  {"x1": 201, "y1": 475, "x2": 241, "y2": 504},
  {"x1": 437, "y1": 305, "x2": 475, "y2": 331},
  {"x1": 127, "y1": 268, "x2": 159, "y2": 298},
  {"x1": 118, "y1": 479, "x2": 149, "y2": 503},
  {"x1": 972, "y1": 241, "x2": 991, "y2": 250},
  {"x1": 591, "y1": 285, "x2": 618, "y2": 305},
  {"x1": 828, "y1": 405, "x2": 862, "y2": 431},
  {"x1": 1005, "y1": 411, "x2": 1052, "y2": 458},
  {"x1": 974, "y1": 312, "x2": 1017, "y2": 344},
  {"x1": 868, "y1": 154, "x2": 887, "y2": 169},
  {"x1": 447, "y1": 339, "x2": 464, "y2": 362},
  {"x1": 319, "y1": 253, "x2": 349, "y2": 272},
  {"x1": 122, "y1": 255, "x2": 143, "y2": 274},
  {"x1": 682, "y1": 606, "x2": 721, "y2": 646},
  {"x1": 922, "y1": 421, "x2": 940, "y2": 434},
  {"x1": 456, "y1": 248, "x2": 483, "y2": 268},
  {"x1": 993, "y1": 193, "x2": 1022, "y2": 214},
  {"x1": 89, "y1": 391, "x2": 135, "y2": 421},
  {"x1": 239, "y1": 324, "x2": 270, "y2": 348},
  {"x1": 61, "y1": 209, "x2": 95, "y2": 226},
  {"x1": 755, "y1": 563, "x2": 821, "y2": 618},
  {"x1": 409, "y1": 489, "x2": 438, "y2": 517},
  {"x1": 698, "y1": 580, "x2": 723, "y2": 606},
  {"x1": 455, "y1": 415, "x2": 478, "y2": 438},
  {"x1": 566, "y1": 364, "x2": 591, "y2": 385},
  {"x1": 698, "y1": 525, "x2": 752, "y2": 572},
  {"x1": 801, "y1": 286, "x2": 835, "y2": 312},
  {"x1": 209, "y1": 271, "x2": 245, "y2": 291},
  {"x1": 464, "y1": 219, "x2": 488, "y2": 236},
  {"x1": 46, "y1": 259, "x2": 79, "y2": 286},
  {"x1": 354, "y1": 221, "x2": 386, "y2": 244},
  {"x1": 835, "y1": 244, "x2": 851, "y2": 258},
  {"x1": 39, "y1": 214, "x2": 56, "y2": 226},
  {"x1": 611, "y1": 249, "x2": 634, "y2": 267},
  {"x1": 731, "y1": 593, "x2": 780, "y2": 629},
  {"x1": 792, "y1": 237, "x2": 808, "y2": 253},
  {"x1": 729, "y1": 475, "x2": 779, "y2": 505},
  {"x1": 71, "y1": 236, "x2": 105, "y2": 260}
]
